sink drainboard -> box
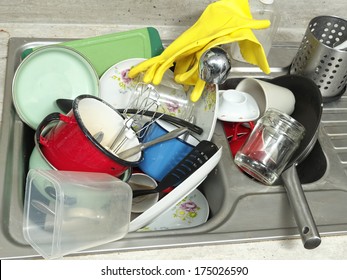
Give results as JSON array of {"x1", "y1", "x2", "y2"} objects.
[{"x1": 1, "y1": 38, "x2": 347, "y2": 259}]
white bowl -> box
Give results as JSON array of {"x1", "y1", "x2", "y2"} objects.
[
  {"x1": 217, "y1": 89, "x2": 260, "y2": 122},
  {"x1": 128, "y1": 173, "x2": 159, "y2": 213}
]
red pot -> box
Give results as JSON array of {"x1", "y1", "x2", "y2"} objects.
[{"x1": 35, "y1": 95, "x2": 142, "y2": 177}]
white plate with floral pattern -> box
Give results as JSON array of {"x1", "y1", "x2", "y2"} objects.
[
  {"x1": 99, "y1": 58, "x2": 218, "y2": 141},
  {"x1": 138, "y1": 189, "x2": 209, "y2": 231},
  {"x1": 129, "y1": 144, "x2": 222, "y2": 232}
]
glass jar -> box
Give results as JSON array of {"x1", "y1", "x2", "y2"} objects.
[{"x1": 234, "y1": 108, "x2": 305, "y2": 185}]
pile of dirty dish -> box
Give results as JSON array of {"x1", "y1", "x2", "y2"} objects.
[
  {"x1": 12, "y1": 32, "x2": 225, "y2": 259},
  {"x1": 217, "y1": 69, "x2": 327, "y2": 248},
  {"x1": 14, "y1": 12, "x2": 347, "y2": 257},
  {"x1": 218, "y1": 77, "x2": 296, "y2": 157}
]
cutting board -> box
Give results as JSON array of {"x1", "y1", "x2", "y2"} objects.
[{"x1": 21, "y1": 27, "x2": 164, "y2": 77}]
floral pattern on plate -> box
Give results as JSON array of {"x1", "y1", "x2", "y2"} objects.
[
  {"x1": 173, "y1": 196, "x2": 201, "y2": 223},
  {"x1": 138, "y1": 189, "x2": 209, "y2": 231},
  {"x1": 111, "y1": 66, "x2": 139, "y2": 94}
]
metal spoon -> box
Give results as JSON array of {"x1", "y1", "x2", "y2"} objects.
[
  {"x1": 117, "y1": 127, "x2": 189, "y2": 159},
  {"x1": 199, "y1": 47, "x2": 231, "y2": 84}
]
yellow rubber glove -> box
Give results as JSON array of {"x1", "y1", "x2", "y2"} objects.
[
  {"x1": 175, "y1": 28, "x2": 271, "y2": 101},
  {"x1": 128, "y1": 0, "x2": 271, "y2": 102}
]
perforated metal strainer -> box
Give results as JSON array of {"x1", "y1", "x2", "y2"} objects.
[{"x1": 290, "y1": 15, "x2": 347, "y2": 102}]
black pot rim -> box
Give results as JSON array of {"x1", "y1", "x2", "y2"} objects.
[{"x1": 72, "y1": 94, "x2": 143, "y2": 166}]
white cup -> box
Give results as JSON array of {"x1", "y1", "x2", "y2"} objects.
[{"x1": 236, "y1": 78, "x2": 296, "y2": 117}]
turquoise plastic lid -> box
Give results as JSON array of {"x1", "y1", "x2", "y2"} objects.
[{"x1": 13, "y1": 45, "x2": 99, "y2": 129}]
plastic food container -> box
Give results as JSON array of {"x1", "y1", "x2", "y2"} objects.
[{"x1": 23, "y1": 170, "x2": 132, "y2": 259}]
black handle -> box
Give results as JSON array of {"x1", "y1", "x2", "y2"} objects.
[{"x1": 56, "y1": 99, "x2": 203, "y2": 135}]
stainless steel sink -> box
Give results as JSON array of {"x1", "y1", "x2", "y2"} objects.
[{"x1": 1, "y1": 38, "x2": 347, "y2": 259}]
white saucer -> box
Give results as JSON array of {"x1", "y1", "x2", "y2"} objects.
[{"x1": 217, "y1": 89, "x2": 260, "y2": 122}]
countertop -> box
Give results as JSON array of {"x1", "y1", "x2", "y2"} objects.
[{"x1": 1, "y1": 0, "x2": 347, "y2": 260}]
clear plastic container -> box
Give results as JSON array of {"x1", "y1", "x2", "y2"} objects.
[
  {"x1": 228, "y1": 0, "x2": 280, "y2": 62},
  {"x1": 23, "y1": 170, "x2": 132, "y2": 259}
]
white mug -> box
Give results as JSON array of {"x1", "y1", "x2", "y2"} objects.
[{"x1": 236, "y1": 78, "x2": 296, "y2": 117}]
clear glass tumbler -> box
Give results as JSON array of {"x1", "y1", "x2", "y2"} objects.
[{"x1": 234, "y1": 108, "x2": 305, "y2": 185}]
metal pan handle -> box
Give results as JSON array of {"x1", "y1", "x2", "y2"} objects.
[{"x1": 281, "y1": 165, "x2": 321, "y2": 249}]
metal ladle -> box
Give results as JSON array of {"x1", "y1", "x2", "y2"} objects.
[{"x1": 199, "y1": 47, "x2": 231, "y2": 84}]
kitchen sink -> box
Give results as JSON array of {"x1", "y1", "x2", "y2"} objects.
[{"x1": 1, "y1": 38, "x2": 347, "y2": 259}]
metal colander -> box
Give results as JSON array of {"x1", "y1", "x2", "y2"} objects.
[{"x1": 290, "y1": 15, "x2": 347, "y2": 102}]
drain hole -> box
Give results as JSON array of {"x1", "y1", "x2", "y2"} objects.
[{"x1": 302, "y1": 227, "x2": 310, "y2": 235}]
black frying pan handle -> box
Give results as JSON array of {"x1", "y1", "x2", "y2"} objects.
[{"x1": 281, "y1": 165, "x2": 321, "y2": 249}]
